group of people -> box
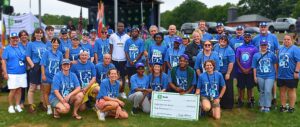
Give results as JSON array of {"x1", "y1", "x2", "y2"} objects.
[{"x1": 1, "y1": 20, "x2": 299, "y2": 121}]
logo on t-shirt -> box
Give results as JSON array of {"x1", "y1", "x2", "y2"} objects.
[
  {"x1": 129, "y1": 44, "x2": 139, "y2": 60},
  {"x1": 152, "y1": 49, "x2": 162, "y2": 63},
  {"x1": 279, "y1": 54, "x2": 289, "y2": 68},
  {"x1": 241, "y1": 52, "x2": 250, "y2": 62},
  {"x1": 259, "y1": 58, "x2": 271, "y2": 73}
]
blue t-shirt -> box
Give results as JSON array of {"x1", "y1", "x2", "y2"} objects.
[
  {"x1": 164, "y1": 35, "x2": 177, "y2": 48},
  {"x1": 197, "y1": 71, "x2": 225, "y2": 99},
  {"x1": 168, "y1": 68, "x2": 197, "y2": 91},
  {"x1": 70, "y1": 60, "x2": 96, "y2": 88},
  {"x1": 95, "y1": 63, "x2": 115, "y2": 83},
  {"x1": 278, "y1": 45, "x2": 300, "y2": 79},
  {"x1": 18, "y1": 42, "x2": 27, "y2": 55},
  {"x1": 97, "y1": 78, "x2": 120, "y2": 99},
  {"x1": 45, "y1": 40, "x2": 52, "y2": 51},
  {"x1": 148, "y1": 73, "x2": 168, "y2": 91},
  {"x1": 252, "y1": 51, "x2": 277, "y2": 79},
  {"x1": 94, "y1": 38, "x2": 110, "y2": 62},
  {"x1": 130, "y1": 74, "x2": 149, "y2": 95},
  {"x1": 201, "y1": 32, "x2": 213, "y2": 42},
  {"x1": 148, "y1": 43, "x2": 167, "y2": 65},
  {"x1": 253, "y1": 33, "x2": 279, "y2": 53},
  {"x1": 69, "y1": 46, "x2": 82, "y2": 61},
  {"x1": 194, "y1": 51, "x2": 220, "y2": 72},
  {"x1": 229, "y1": 36, "x2": 245, "y2": 51},
  {"x1": 213, "y1": 44, "x2": 235, "y2": 73},
  {"x1": 164, "y1": 47, "x2": 185, "y2": 68},
  {"x1": 2, "y1": 45, "x2": 26, "y2": 74},
  {"x1": 40, "y1": 50, "x2": 63, "y2": 83},
  {"x1": 124, "y1": 38, "x2": 144, "y2": 67},
  {"x1": 59, "y1": 39, "x2": 72, "y2": 55},
  {"x1": 49, "y1": 71, "x2": 80, "y2": 102},
  {"x1": 26, "y1": 41, "x2": 47, "y2": 63},
  {"x1": 80, "y1": 42, "x2": 94, "y2": 58}
]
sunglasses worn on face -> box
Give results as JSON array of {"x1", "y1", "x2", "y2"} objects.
[
  {"x1": 204, "y1": 44, "x2": 211, "y2": 47},
  {"x1": 101, "y1": 32, "x2": 108, "y2": 34}
]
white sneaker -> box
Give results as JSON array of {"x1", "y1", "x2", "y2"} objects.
[
  {"x1": 47, "y1": 107, "x2": 53, "y2": 115},
  {"x1": 96, "y1": 108, "x2": 105, "y2": 121},
  {"x1": 120, "y1": 92, "x2": 127, "y2": 99},
  {"x1": 8, "y1": 106, "x2": 16, "y2": 113},
  {"x1": 15, "y1": 105, "x2": 23, "y2": 112}
]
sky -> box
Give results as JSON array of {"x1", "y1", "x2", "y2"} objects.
[{"x1": 10, "y1": 0, "x2": 239, "y2": 18}]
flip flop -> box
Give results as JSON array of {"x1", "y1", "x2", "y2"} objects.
[
  {"x1": 73, "y1": 114, "x2": 82, "y2": 120},
  {"x1": 53, "y1": 112, "x2": 60, "y2": 119}
]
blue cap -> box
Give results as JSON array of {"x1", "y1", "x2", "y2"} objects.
[
  {"x1": 220, "y1": 34, "x2": 228, "y2": 40},
  {"x1": 135, "y1": 62, "x2": 145, "y2": 69},
  {"x1": 82, "y1": 31, "x2": 89, "y2": 36},
  {"x1": 260, "y1": 40, "x2": 268, "y2": 45},
  {"x1": 62, "y1": 59, "x2": 71, "y2": 64},
  {"x1": 182, "y1": 34, "x2": 190, "y2": 39},
  {"x1": 180, "y1": 54, "x2": 189, "y2": 60},
  {"x1": 244, "y1": 33, "x2": 251, "y2": 37},
  {"x1": 131, "y1": 26, "x2": 140, "y2": 32},
  {"x1": 108, "y1": 29, "x2": 114, "y2": 35},
  {"x1": 90, "y1": 29, "x2": 97, "y2": 33},
  {"x1": 259, "y1": 22, "x2": 268, "y2": 27},
  {"x1": 216, "y1": 22, "x2": 224, "y2": 27},
  {"x1": 153, "y1": 62, "x2": 162, "y2": 66},
  {"x1": 10, "y1": 32, "x2": 18, "y2": 37},
  {"x1": 236, "y1": 25, "x2": 244, "y2": 30},
  {"x1": 60, "y1": 28, "x2": 68, "y2": 34},
  {"x1": 174, "y1": 36, "x2": 182, "y2": 44}
]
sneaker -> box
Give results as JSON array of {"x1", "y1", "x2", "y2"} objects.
[
  {"x1": 120, "y1": 92, "x2": 127, "y2": 99},
  {"x1": 15, "y1": 105, "x2": 23, "y2": 112},
  {"x1": 47, "y1": 107, "x2": 53, "y2": 115},
  {"x1": 8, "y1": 106, "x2": 16, "y2": 113},
  {"x1": 264, "y1": 107, "x2": 270, "y2": 112},
  {"x1": 280, "y1": 105, "x2": 288, "y2": 112},
  {"x1": 28, "y1": 104, "x2": 36, "y2": 113},
  {"x1": 96, "y1": 109, "x2": 105, "y2": 121},
  {"x1": 260, "y1": 107, "x2": 265, "y2": 112},
  {"x1": 288, "y1": 107, "x2": 295, "y2": 113},
  {"x1": 237, "y1": 99, "x2": 243, "y2": 108},
  {"x1": 131, "y1": 107, "x2": 138, "y2": 115}
]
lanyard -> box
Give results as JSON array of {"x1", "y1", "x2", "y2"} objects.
[
  {"x1": 206, "y1": 72, "x2": 216, "y2": 98},
  {"x1": 202, "y1": 51, "x2": 212, "y2": 64},
  {"x1": 11, "y1": 46, "x2": 23, "y2": 60}
]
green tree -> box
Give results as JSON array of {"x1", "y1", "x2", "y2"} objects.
[
  {"x1": 292, "y1": 0, "x2": 300, "y2": 18},
  {"x1": 206, "y1": 3, "x2": 234, "y2": 23}
]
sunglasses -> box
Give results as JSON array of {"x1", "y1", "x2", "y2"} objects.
[
  {"x1": 244, "y1": 36, "x2": 251, "y2": 38},
  {"x1": 204, "y1": 44, "x2": 211, "y2": 47},
  {"x1": 101, "y1": 32, "x2": 108, "y2": 34}
]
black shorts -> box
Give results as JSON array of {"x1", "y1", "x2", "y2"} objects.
[
  {"x1": 127, "y1": 67, "x2": 137, "y2": 80},
  {"x1": 237, "y1": 73, "x2": 254, "y2": 89},
  {"x1": 29, "y1": 63, "x2": 41, "y2": 85},
  {"x1": 112, "y1": 60, "x2": 127, "y2": 78},
  {"x1": 277, "y1": 79, "x2": 299, "y2": 88}
]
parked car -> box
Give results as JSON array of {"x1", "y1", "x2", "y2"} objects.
[
  {"x1": 180, "y1": 23, "x2": 198, "y2": 34},
  {"x1": 206, "y1": 22, "x2": 217, "y2": 34},
  {"x1": 224, "y1": 26, "x2": 236, "y2": 34},
  {"x1": 244, "y1": 27, "x2": 260, "y2": 34},
  {"x1": 268, "y1": 18, "x2": 296, "y2": 33},
  {"x1": 159, "y1": 26, "x2": 168, "y2": 35}
]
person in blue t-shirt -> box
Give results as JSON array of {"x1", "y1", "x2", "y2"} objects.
[
  {"x1": 164, "y1": 25, "x2": 178, "y2": 48},
  {"x1": 165, "y1": 36, "x2": 185, "y2": 73},
  {"x1": 95, "y1": 54, "x2": 115, "y2": 83},
  {"x1": 213, "y1": 35, "x2": 235, "y2": 109},
  {"x1": 80, "y1": 32, "x2": 94, "y2": 63},
  {"x1": 70, "y1": 50, "x2": 99, "y2": 112},
  {"x1": 169, "y1": 54, "x2": 196, "y2": 94},
  {"x1": 49, "y1": 59, "x2": 83, "y2": 119},
  {"x1": 18, "y1": 30, "x2": 30, "y2": 109},
  {"x1": 40, "y1": 37, "x2": 63, "y2": 115},
  {"x1": 2, "y1": 33, "x2": 27, "y2": 113},
  {"x1": 148, "y1": 32, "x2": 168, "y2": 72},
  {"x1": 195, "y1": 41, "x2": 220, "y2": 76},
  {"x1": 253, "y1": 22, "x2": 279, "y2": 53},
  {"x1": 26, "y1": 28, "x2": 47, "y2": 113},
  {"x1": 184, "y1": 32, "x2": 203, "y2": 68},
  {"x1": 277, "y1": 35, "x2": 300, "y2": 113},
  {"x1": 195, "y1": 60, "x2": 226, "y2": 120},
  {"x1": 94, "y1": 28, "x2": 110, "y2": 64},
  {"x1": 58, "y1": 28, "x2": 72, "y2": 58},
  {"x1": 45, "y1": 26, "x2": 55, "y2": 50},
  {"x1": 95, "y1": 68, "x2": 128, "y2": 121},
  {"x1": 229, "y1": 25, "x2": 245, "y2": 51},
  {"x1": 149, "y1": 63, "x2": 169, "y2": 92},
  {"x1": 128, "y1": 63, "x2": 151, "y2": 114},
  {"x1": 124, "y1": 27, "x2": 144, "y2": 89},
  {"x1": 214, "y1": 23, "x2": 232, "y2": 41},
  {"x1": 68, "y1": 36, "x2": 82, "y2": 64},
  {"x1": 198, "y1": 20, "x2": 213, "y2": 42},
  {"x1": 252, "y1": 40, "x2": 277, "y2": 112}
]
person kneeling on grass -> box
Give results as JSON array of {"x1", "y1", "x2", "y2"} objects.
[
  {"x1": 49, "y1": 59, "x2": 84, "y2": 119},
  {"x1": 128, "y1": 63, "x2": 152, "y2": 114},
  {"x1": 95, "y1": 68, "x2": 128, "y2": 121},
  {"x1": 168, "y1": 54, "x2": 196, "y2": 94},
  {"x1": 195, "y1": 60, "x2": 226, "y2": 120}
]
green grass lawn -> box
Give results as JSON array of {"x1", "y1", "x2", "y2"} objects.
[{"x1": 1, "y1": 83, "x2": 300, "y2": 127}]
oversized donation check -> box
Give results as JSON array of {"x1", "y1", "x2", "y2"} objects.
[{"x1": 150, "y1": 91, "x2": 200, "y2": 121}]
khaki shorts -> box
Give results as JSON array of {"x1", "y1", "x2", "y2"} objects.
[{"x1": 200, "y1": 96, "x2": 220, "y2": 108}]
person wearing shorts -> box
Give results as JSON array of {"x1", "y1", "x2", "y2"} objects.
[
  {"x1": 277, "y1": 35, "x2": 300, "y2": 113},
  {"x1": 196, "y1": 60, "x2": 226, "y2": 120},
  {"x1": 40, "y1": 37, "x2": 63, "y2": 115},
  {"x1": 49, "y1": 59, "x2": 83, "y2": 119},
  {"x1": 95, "y1": 68, "x2": 128, "y2": 121},
  {"x1": 26, "y1": 28, "x2": 47, "y2": 113},
  {"x1": 2, "y1": 32, "x2": 27, "y2": 113}
]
